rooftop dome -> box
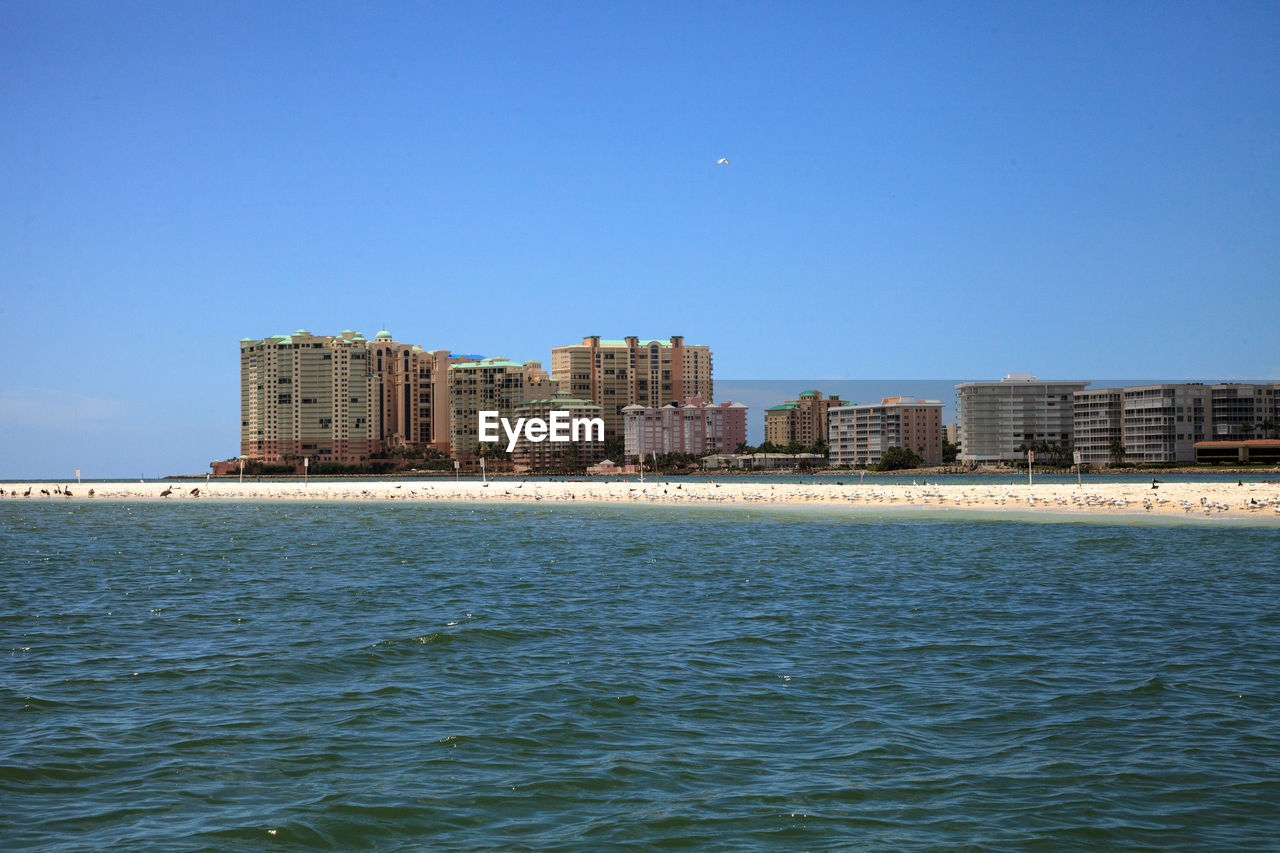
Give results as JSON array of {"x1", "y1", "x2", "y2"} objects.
[
  {"x1": 375, "y1": 330, "x2": 393, "y2": 340},
  {"x1": 294, "y1": 329, "x2": 311, "y2": 336}
]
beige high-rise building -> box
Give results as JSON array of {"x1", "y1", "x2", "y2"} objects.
[
  {"x1": 239, "y1": 330, "x2": 382, "y2": 463},
  {"x1": 449, "y1": 358, "x2": 556, "y2": 459},
  {"x1": 765, "y1": 391, "x2": 842, "y2": 448},
  {"x1": 367, "y1": 330, "x2": 460, "y2": 453},
  {"x1": 550, "y1": 336, "x2": 713, "y2": 439}
]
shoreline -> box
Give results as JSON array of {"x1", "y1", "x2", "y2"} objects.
[
  {"x1": 168, "y1": 464, "x2": 1280, "y2": 480},
  {"x1": 5, "y1": 480, "x2": 1280, "y2": 522}
]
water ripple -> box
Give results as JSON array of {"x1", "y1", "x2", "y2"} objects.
[{"x1": 2, "y1": 501, "x2": 1278, "y2": 851}]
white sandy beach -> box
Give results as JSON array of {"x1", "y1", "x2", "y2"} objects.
[{"x1": 5, "y1": 479, "x2": 1280, "y2": 521}]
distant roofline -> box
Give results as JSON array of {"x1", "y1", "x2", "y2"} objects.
[{"x1": 955, "y1": 379, "x2": 1090, "y2": 388}]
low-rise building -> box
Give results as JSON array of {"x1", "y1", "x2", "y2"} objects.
[
  {"x1": 586, "y1": 459, "x2": 639, "y2": 475},
  {"x1": 1194, "y1": 439, "x2": 1280, "y2": 465},
  {"x1": 702, "y1": 452, "x2": 829, "y2": 470},
  {"x1": 828, "y1": 397, "x2": 944, "y2": 467}
]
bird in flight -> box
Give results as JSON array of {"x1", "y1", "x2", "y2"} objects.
[{"x1": 716, "y1": 158, "x2": 730, "y2": 165}]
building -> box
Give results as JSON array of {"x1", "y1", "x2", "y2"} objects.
[
  {"x1": 1119, "y1": 384, "x2": 1211, "y2": 464},
  {"x1": 550, "y1": 336, "x2": 714, "y2": 439},
  {"x1": 827, "y1": 397, "x2": 944, "y2": 467},
  {"x1": 1209, "y1": 384, "x2": 1280, "y2": 440},
  {"x1": 1073, "y1": 382, "x2": 1280, "y2": 466},
  {"x1": 367, "y1": 330, "x2": 464, "y2": 453},
  {"x1": 239, "y1": 330, "x2": 382, "y2": 463},
  {"x1": 586, "y1": 459, "x2": 638, "y2": 475},
  {"x1": 622, "y1": 395, "x2": 748, "y2": 459},
  {"x1": 1072, "y1": 388, "x2": 1124, "y2": 465},
  {"x1": 1194, "y1": 439, "x2": 1280, "y2": 465},
  {"x1": 702, "y1": 453, "x2": 829, "y2": 470},
  {"x1": 449, "y1": 358, "x2": 555, "y2": 460},
  {"x1": 956, "y1": 374, "x2": 1089, "y2": 465},
  {"x1": 764, "y1": 390, "x2": 842, "y2": 448},
  {"x1": 511, "y1": 390, "x2": 606, "y2": 471}
]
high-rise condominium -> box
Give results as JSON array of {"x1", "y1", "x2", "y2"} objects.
[
  {"x1": 239, "y1": 330, "x2": 382, "y2": 463},
  {"x1": 550, "y1": 336, "x2": 713, "y2": 439}
]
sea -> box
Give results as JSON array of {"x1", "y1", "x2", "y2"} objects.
[{"x1": 3, "y1": 500, "x2": 1279, "y2": 851}]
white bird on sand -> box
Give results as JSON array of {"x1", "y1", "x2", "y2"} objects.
[{"x1": 716, "y1": 158, "x2": 730, "y2": 165}]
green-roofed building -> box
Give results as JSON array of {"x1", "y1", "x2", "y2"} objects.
[
  {"x1": 238, "y1": 329, "x2": 382, "y2": 463},
  {"x1": 550, "y1": 335, "x2": 714, "y2": 440},
  {"x1": 448, "y1": 358, "x2": 557, "y2": 460},
  {"x1": 764, "y1": 390, "x2": 843, "y2": 449},
  {"x1": 365, "y1": 331, "x2": 466, "y2": 455},
  {"x1": 510, "y1": 390, "x2": 606, "y2": 472}
]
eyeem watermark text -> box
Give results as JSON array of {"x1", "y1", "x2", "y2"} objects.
[{"x1": 479, "y1": 410, "x2": 605, "y2": 452}]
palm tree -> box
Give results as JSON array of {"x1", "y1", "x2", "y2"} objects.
[
  {"x1": 1260, "y1": 419, "x2": 1277, "y2": 440},
  {"x1": 1108, "y1": 438, "x2": 1126, "y2": 466}
]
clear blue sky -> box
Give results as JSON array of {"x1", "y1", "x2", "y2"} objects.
[{"x1": 2, "y1": 1, "x2": 1278, "y2": 477}]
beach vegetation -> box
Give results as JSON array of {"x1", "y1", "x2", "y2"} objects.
[
  {"x1": 1109, "y1": 438, "x2": 1127, "y2": 466},
  {"x1": 942, "y1": 439, "x2": 959, "y2": 464},
  {"x1": 876, "y1": 446, "x2": 922, "y2": 471},
  {"x1": 1015, "y1": 441, "x2": 1074, "y2": 468}
]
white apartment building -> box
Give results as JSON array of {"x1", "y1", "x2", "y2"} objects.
[
  {"x1": 1120, "y1": 384, "x2": 1211, "y2": 463},
  {"x1": 1072, "y1": 388, "x2": 1124, "y2": 465},
  {"x1": 1071, "y1": 382, "x2": 1279, "y2": 466},
  {"x1": 956, "y1": 374, "x2": 1089, "y2": 465},
  {"x1": 1209, "y1": 384, "x2": 1280, "y2": 440}
]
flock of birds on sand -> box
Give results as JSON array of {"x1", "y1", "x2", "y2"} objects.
[
  {"x1": 1, "y1": 485, "x2": 202, "y2": 499},
  {"x1": 4, "y1": 480, "x2": 1279, "y2": 518}
]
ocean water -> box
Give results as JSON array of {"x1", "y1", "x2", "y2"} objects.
[{"x1": 2, "y1": 501, "x2": 1278, "y2": 851}]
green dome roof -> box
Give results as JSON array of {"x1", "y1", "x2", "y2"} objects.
[{"x1": 375, "y1": 330, "x2": 393, "y2": 340}]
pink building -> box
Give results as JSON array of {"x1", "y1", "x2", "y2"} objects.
[{"x1": 622, "y1": 395, "x2": 748, "y2": 459}]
